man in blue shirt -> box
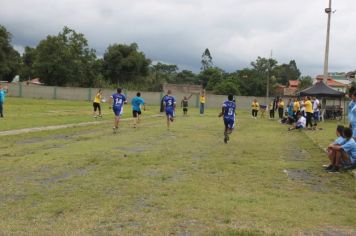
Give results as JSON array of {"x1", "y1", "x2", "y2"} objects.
[
  {"x1": 108, "y1": 88, "x2": 127, "y2": 133},
  {"x1": 0, "y1": 84, "x2": 8, "y2": 118},
  {"x1": 219, "y1": 94, "x2": 236, "y2": 143},
  {"x1": 131, "y1": 92, "x2": 145, "y2": 128},
  {"x1": 329, "y1": 127, "x2": 356, "y2": 172},
  {"x1": 163, "y1": 90, "x2": 176, "y2": 129}
]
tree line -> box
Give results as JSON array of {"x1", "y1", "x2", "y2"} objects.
[{"x1": 0, "y1": 25, "x2": 312, "y2": 96}]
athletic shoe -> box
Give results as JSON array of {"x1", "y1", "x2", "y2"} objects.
[
  {"x1": 327, "y1": 167, "x2": 340, "y2": 173},
  {"x1": 324, "y1": 165, "x2": 333, "y2": 171},
  {"x1": 98, "y1": 115, "x2": 102, "y2": 118},
  {"x1": 224, "y1": 134, "x2": 229, "y2": 143},
  {"x1": 113, "y1": 127, "x2": 118, "y2": 134},
  {"x1": 94, "y1": 115, "x2": 97, "y2": 118}
]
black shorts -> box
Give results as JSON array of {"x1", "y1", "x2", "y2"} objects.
[
  {"x1": 183, "y1": 107, "x2": 188, "y2": 112},
  {"x1": 133, "y1": 110, "x2": 142, "y2": 117},
  {"x1": 93, "y1": 102, "x2": 101, "y2": 112}
]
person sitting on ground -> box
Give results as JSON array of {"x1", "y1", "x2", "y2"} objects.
[
  {"x1": 288, "y1": 112, "x2": 306, "y2": 131},
  {"x1": 325, "y1": 125, "x2": 345, "y2": 169},
  {"x1": 327, "y1": 127, "x2": 356, "y2": 172}
]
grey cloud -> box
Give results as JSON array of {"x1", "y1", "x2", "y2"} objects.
[{"x1": 1, "y1": 0, "x2": 355, "y2": 76}]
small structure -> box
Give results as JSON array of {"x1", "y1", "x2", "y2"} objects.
[
  {"x1": 26, "y1": 78, "x2": 44, "y2": 85},
  {"x1": 315, "y1": 76, "x2": 348, "y2": 93}
]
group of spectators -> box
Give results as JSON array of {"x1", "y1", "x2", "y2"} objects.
[{"x1": 268, "y1": 96, "x2": 321, "y2": 131}]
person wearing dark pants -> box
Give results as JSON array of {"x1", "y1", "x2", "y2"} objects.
[
  {"x1": 278, "y1": 98, "x2": 284, "y2": 119},
  {"x1": 304, "y1": 96, "x2": 313, "y2": 129},
  {"x1": 269, "y1": 99, "x2": 276, "y2": 119},
  {"x1": 251, "y1": 98, "x2": 259, "y2": 119}
]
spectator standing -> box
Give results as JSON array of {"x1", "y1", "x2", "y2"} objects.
[
  {"x1": 251, "y1": 98, "x2": 259, "y2": 119},
  {"x1": 269, "y1": 98, "x2": 276, "y2": 119},
  {"x1": 312, "y1": 96, "x2": 320, "y2": 126},
  {"x1": 304, "y1": 96, "x2": 313, "y2": 129},
  {"x1": 199, "y1": 90, "x2": 206, "y2": 116},
  {"x1": 0, "y1": 84, "x2": 8, "y2": 118},
  {"x1": 278, "y1": 98, "x2": 285, "y2": 119}
]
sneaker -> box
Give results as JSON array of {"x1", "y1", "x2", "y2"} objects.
[
  {"x1": 113, "y1": 127, "x2": 118, "y2": 134},
  {"x1": 324, "y1": 165, "x2": 333, "y2": 171},
  {"x1": 224, "y1": 136, "x2": 228, "y2": 143},
  {"x1": 327, "y1": 167, "x2": 340, "y2": 173},
  {"x1": 98, "y1": 115, "x2": 102, "y2": 118},
  {"x1": 94, "y1": 115, "x2": 97, "y2": 118}
]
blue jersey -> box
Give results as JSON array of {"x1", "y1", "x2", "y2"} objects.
[
  {"x1": 341, "y1": 139, "x2": 356, "y2": 163},
  {"x1": 334, "y1": 136, "x2": 346, "y2": 145},
  {"x1": 163, "y1": 96, "x2": 176, "y2": 110},
  {"x1": 222, "y1": 100, "x2": 236, "y2": 119},
  {"x1": 131, "y1": 97, "x2": 145, "y2": 111},
  {"x1": 111, "y1": 93, "x2": 126, "y2": 110}
]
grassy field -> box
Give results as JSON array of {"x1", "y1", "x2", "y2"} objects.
[{"x1": 0, "y1": 97, "x2": 356, "y2": 235}]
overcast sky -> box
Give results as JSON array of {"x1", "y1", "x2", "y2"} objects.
[{"x1": 1, "y1": 0, "x2": 355, "y2": 76}]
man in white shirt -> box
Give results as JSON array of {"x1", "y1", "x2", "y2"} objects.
[
  {"x1": 288, "y1": 112, "x2": 306, "y2": 131},
  {"x1": 312, "y1": 96, "x2": 320, "y2": 126}
]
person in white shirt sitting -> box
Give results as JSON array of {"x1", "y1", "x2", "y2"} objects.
[{"x1": 288, "y1": 112, "x2": 306, "y2": 131}]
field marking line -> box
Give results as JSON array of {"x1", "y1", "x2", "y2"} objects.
[{"x1": 0, "y1": 114, "x2": 164, "y2": 136}]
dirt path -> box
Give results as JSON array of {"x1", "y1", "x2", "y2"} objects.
[{"x1": 0, "y1": 114, "x2": 163, "y2": 136}]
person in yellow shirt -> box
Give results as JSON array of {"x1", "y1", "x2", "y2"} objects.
[
  {"x1": 200, "y1": 90, "x2": 206, "y2": 115},
  {"x1": 293, "y1": 97, "x2": 300, "y2": 120},
  {"x1": 304, "y1": 96, "x2": 313, "y2": 129},
  {"x1": 93, "y1": 89, "x2": 103, "y2": 118},
  {"x1": 251, "y1": 98, "x2": 259, "y2": 119},
  {"x1": 278, "y1": 98, "x2": 285, "y2": 119}
]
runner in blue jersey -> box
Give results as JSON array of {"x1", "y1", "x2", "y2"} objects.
[
  {"x1": 131, "y1": 92, "x2": 145, "y2": 128},
  {"x1": 108, "y1": 88, "x2": 127, "y2": 133},
  {"x1": 219, "y1": 94, "x2": 236, "y2": 143},
  {"x1": 163, "y1": 90, "x2": 176, "y2": 129}
]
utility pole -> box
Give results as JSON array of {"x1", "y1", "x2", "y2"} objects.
[
  {"x1": 323, "y1": 0, "x2": 332, "y2": 82},
  {"x1": 266, "y1": 50, "x2": 273, "y2": 105}
]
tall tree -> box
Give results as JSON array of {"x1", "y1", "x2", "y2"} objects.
[
  {"x1": 33, "y1": 26, "x2": 98, "y2": 86},
  {"x1": 0, "y1": 25, "x2": 21, "y2": 81},
  {"x1": 199, "y1": 67, "x2": 224, "y2": 90},
  {"x1": 102, "y1": 43, "x2": 151, "y2": 85},
  {"x1": 298, "y1": 76, "x2": 313, "y2": 91},
  {"x1": 201, "y1": 48, "x2": 213, "y2": 71},
  {"x1": 274, "y1": 60, "x2": 301, "y2": 85},
  {"x1": 20, "y1": 46, "x2": 37, "y2": 80}
]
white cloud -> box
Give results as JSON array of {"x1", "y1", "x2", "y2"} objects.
[{"x1": 1, "y1": 0, "x2": 355, "y2": 76}]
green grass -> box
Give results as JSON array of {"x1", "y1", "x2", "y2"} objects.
[{"x1": 0, "y1": 98, "x2": 356, "y2": 235}]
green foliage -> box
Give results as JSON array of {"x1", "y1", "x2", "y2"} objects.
[
  {"x1": 200, "y1": 67, "x2": 224, "y2": 90},
  {"x1": 33, "y1": 26, "x2": 98, "y2": 86},
  {"x1": 0, "y1": 25, "x2": 21, "y2": 81},
  {"x1": 214, "y1": 78, "x2": 240, "y2": 95},
  {"x1": 298, "y1": 76, "x2": 313, "y2": 91},
  {"x1": 274, "y1": 60, "x2": 301, "y2": 85},
  {"x1": 102, "y1": 43, "x2": 151, "y2": 85}
]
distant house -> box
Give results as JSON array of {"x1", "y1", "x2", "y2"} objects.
[
  {"x1": 26, "y1": 78, "x2": 44, "y2": 85},
  {"x1": 275, "y1": 80, "x2": 299, "y2": 96},
  {"x1": 315, "y1": 75, "x2": 348, "y2": 93},
  {"x1": 346, "y1": 71, "x2": 356, "y2": 81}
]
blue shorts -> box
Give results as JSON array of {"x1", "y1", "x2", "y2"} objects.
[
  {"x1": 113, "y1": 107, "x2": 123, "y2": 116},
  {"x1": 224, "y1": 118, "x2": 235, "y2": 129},
  {"x1": 165, "y1": 108, "x2": 174, "y2": 118}
]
